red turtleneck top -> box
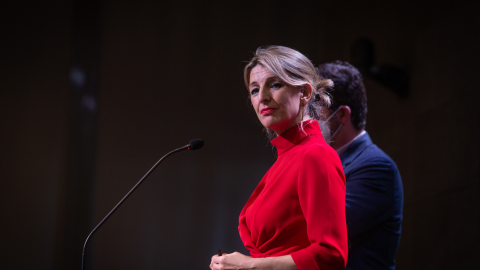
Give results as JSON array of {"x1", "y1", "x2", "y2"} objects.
[{"x1": 238, "y1": 121, "x2": 348, "y2": 270}]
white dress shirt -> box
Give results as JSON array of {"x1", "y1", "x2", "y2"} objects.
[{"x1": 335, "y1": 130, "x2": 366, "y2": 157}]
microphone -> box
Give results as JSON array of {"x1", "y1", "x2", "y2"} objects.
[
  {"x1": 188, "y1": 139, "x2": 204, "y2": 150},
  {"x1": 81, "y1": 139, "x2": 204, "y2": 270}
]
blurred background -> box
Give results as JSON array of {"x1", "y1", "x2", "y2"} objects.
[{"x1": 1, "y1": 0, "x2": 479, "y2": 269}]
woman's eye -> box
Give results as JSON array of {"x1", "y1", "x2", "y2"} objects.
[
  {"x1": 271, "y1": 83, "x2": 282, "y2": 89},
  {"x1": 250, "y1": 88, "x2": 259, "y2": 96}
]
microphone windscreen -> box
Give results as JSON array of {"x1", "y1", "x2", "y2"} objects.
[{"x1": 188, "y1": 139, "x2": 204, "y2": 150}]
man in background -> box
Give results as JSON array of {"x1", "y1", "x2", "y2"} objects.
[{"x1": 317, "y1": 61, "x2": 403, "y2": 270}]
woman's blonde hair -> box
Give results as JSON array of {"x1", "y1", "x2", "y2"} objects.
[{"x1": 244, "y1": 45, "x2": 332, "y2": 137}]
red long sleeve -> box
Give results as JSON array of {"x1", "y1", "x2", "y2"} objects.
[{"x1": 238, "y1": 121, "x2": 348, "y2": 270}]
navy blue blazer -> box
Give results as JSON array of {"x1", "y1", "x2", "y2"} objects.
[{"x1": 340, "y1": 132, "x2": 403, "y2": 270}]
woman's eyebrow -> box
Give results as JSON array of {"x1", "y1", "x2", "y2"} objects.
[
  {"x1": 265, "y1": 76, "x2": 280, "y2": 84},
  {"x1": 249, "y1": 81, "x2": 259, "y2": 87},
  {"x1": 250, "y1": 76, "x2": 279, "y2": 87}
]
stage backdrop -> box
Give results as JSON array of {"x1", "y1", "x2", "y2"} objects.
[{"x1": 1, "y1": 0, "x2": 478, "y2": 269}]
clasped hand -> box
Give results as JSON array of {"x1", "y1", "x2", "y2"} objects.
[{"x1": 210, "y1": 252, "x2": 253, "y2": 270}]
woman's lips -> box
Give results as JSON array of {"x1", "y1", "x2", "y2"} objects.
[{"x1": 261, "y1": 107, "x2": 276, "y2": 115}]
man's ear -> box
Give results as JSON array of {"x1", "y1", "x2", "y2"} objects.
[{"x1": 338, "y1": 106, "x2": 352, "y2": 124}]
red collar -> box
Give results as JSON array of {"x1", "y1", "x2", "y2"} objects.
[{"x1": 270, "y1": 120, "x2": 323, "y2": 155}]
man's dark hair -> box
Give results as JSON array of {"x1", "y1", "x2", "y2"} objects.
[{"x1": 317, "y1": 61, "x2": 367, "y2": 130}]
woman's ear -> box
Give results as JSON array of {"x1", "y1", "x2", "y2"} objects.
[{"x1": 300, "y1": 84, "x2": 313, "y2": 105}]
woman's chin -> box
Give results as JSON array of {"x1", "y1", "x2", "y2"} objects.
[{"x1": 265, "y1": 125, "x2": 286, "y2": 136}]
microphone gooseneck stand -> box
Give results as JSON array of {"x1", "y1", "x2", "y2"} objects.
[{"x1": 81, "y1": 139, "x2": 204, "y2": 270}]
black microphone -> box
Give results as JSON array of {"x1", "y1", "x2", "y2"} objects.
[
  {"x1": 81, "y1": 139, "x2": 204, "y2": 270},
  {"x1": 188, "y1": 138, "x2": 204, "y2": 150}
]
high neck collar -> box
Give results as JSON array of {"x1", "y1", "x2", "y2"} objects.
[{"x1": 270, "y1": 120, "x2": 323, "y2": 155}]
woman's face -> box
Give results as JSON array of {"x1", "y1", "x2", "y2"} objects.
[{"x1": 248, "y1": 65, "x2": 306, "y2": 136}]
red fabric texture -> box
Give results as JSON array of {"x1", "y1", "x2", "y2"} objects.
[{"x1": 238, "y1": 121, "x2": 348, "y2": 270}]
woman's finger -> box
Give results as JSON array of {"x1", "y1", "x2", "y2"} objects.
[{"x1": 211, "y1": 254, "x2": 223, "y2": 264}]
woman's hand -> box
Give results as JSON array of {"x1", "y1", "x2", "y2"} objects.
[
  {"x1": 210, "y1": 252, "x2": 297, "y2": 270},
  {"x1": 210, "y1": 252, "x2": 253, "y2": 270}
]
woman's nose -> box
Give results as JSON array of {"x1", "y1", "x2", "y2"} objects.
[{"x1": 259, "y1": 87, "x2": 271, "y2": 103}]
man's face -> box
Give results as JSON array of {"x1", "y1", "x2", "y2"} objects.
[{"x1": 319, "y1": 105, "x2": 342, "y2": 137}]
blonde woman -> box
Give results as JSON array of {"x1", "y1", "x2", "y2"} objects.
[{"x1": 210, "y1": 46, "x2": 348, "y2": 270}]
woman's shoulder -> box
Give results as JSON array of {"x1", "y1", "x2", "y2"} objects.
[
  {"x1": 301, "y1": 134, "x2": 336, "y2": 153},
  {"x1": 294, "y1": 135, "x2": 345, "y2": 184},
  {"x1": 295, "y1": 135, "x2": 342, "y2": 165}
]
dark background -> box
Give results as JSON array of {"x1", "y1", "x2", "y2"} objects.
[{"x1": 1, "y1": 0, "x2": 479, "y2": 269}]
